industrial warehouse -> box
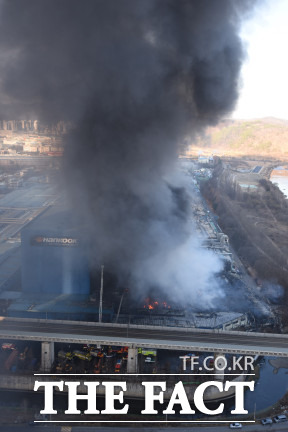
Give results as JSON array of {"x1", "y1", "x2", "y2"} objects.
[{"x1": 0, "y1": 163, "x2": 276, "y2": 330}]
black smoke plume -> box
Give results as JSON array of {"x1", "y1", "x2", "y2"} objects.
[{"x1": 0, "y1": 0, "x2": 258, "y2": 307}]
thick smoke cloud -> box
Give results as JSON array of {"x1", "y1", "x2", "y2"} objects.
[{"x1": 0, "y1": 0, "x2": 257, "y2": 307}]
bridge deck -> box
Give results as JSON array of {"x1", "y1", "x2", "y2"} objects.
[{"x1": 0, "y1": 317, "x2": 287, "y2": 356}]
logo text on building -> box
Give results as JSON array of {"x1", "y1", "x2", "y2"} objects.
[{"x1": 31, "y1": 236, "x2": 78, "y2": 246}]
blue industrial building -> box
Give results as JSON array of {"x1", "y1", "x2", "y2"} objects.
[{"x1": 21, "y1": 206, "x2": 90, "y2": 296}]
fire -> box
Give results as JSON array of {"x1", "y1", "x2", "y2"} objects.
[
  {"x1": 143, "y1": 298, "x2": 171, "y2": 310},
  {"x1": 143, "y1": 297, "x2": 157, "y2": 310}
]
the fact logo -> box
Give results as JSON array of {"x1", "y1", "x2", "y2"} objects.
[{"x1": 34, "y1": 379, "x2": 255, "y2": 417}]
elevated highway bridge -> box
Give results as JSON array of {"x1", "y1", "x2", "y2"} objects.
[{"x1": 0, "y1": 316, "x2": 288, "y2": 359}]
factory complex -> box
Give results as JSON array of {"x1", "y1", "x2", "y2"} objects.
[
  {"x1": 0, "y1": 161, "x2": 275, "y2": 333},
  {"x1": 0, "y1": 162, "x2": 276, "y2": 412}
]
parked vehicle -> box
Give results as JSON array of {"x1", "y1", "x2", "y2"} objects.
[
  {"x1": 229, "y1": 423, "x2": 242, "y2": 429},
  {"x1": 145, "y1": 356, "x2": 155, "y2": 363},
  {"x1": 58, "y1": 350, "x2": 73, "y2": 360},
  {"x1": 273, "y1": 415, "x2": 287, "y2": 423},
  {"x1": 138, "y1": 348, "x2": 157, "y2": 356},
  {"x1": 115, "y1": 359, "x2": 122, "y2": 372},
  {"x1": 94, "y1": 358, "x2": 101, "y2": 374},
  {"x1": 2, "y1": 342, "x2": 16, "y2": 350},
  {"x1": 73, "y1": 350, "x2": 92, "y2": 361},
  {"x1": 261, "y1": 418, "x2": 273, "y2": 425}
]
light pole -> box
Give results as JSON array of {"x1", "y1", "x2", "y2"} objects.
[
  {"x1": 99, "y1": 265, "x2": 104, "y2": 323},
  {"x1": 116, "y1": 291, "x2": 124, "y2": 323}
]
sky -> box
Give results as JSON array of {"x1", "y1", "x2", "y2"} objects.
[{"x1": 233, "y1": 0, "x2": 288, "y2": 120}]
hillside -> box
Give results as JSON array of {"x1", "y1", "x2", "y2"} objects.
[
  {"x1": 201, "y1": 163, "x2": 288, "y2": 297},
  {"x1": 185, "y1": 117, "x2": 288, "y2": 159}
]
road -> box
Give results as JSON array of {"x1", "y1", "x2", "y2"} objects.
[
  {"x1": 3, "y1": 423, "x2": 288, "y2": 432},
  {"x1": 1, "y1": 318, "x2": 288, "y2": 356},
  {"x1": 0, "y1": 183, "x2": 57, "y2": 243}
]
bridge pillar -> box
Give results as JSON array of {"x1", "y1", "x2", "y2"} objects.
[
  {"x1": 127, "y1": 348, "x2": 138, "y2": 373},
  {"x1": 41, "y1": 342, "x2": 54, "y2": 372},
  {"x1": 214, "y1": 353, "x2": 225, "y2": 381}
]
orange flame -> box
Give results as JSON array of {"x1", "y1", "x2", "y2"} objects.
[{"x1": 143, "y1": 298, "x2": 171, "y2": 310}]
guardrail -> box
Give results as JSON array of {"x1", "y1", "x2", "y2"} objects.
[{"x1": 1, "y1": 315, "x2": 288, "y2": 339}]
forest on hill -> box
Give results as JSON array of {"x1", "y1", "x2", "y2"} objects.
[{"x1": 187, "y1": 117, "x2": 288, "y2": 159}]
